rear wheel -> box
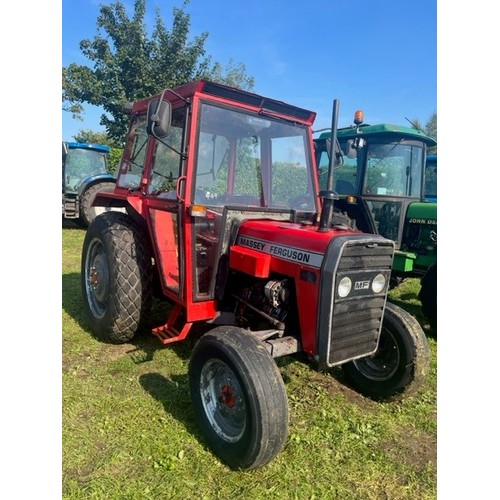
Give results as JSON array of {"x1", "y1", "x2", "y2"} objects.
[
  {"x1": 80, "y1": 181, "x2": 116, "y2": 227},
  {"x1": 81, "y1": 212, "x2": 152, "y2": 343},
  {"x1": 189, "y1": 326, "x2": 289, "y2": 470},
  {"x1": 341, "y1": 302, "x2": 429, "y2": 401}
]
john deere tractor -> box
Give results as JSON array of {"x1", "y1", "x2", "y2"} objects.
[{"x1": 314, "y1": 112, "x2": 437, "y2": 330}]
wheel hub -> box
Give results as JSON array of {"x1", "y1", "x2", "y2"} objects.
[
  {"x1": 219, "y1": 384, "x2": 237, "y2": 408},
  {"x1": 200, "y1": 359, "x2": 246, "y2": 443},
  {"x1": 89, "y1": 253, "x2": 109, "y2": 303},
  {"x1": 353, "y1": 328, "x2": 399, "y2": 381},
  {"x1": 85, "y1": 239, "x2": 110, "y2": 319}
]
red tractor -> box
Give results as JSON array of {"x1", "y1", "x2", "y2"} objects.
[{"x1": 81, "y1": 80, "x2": 429, "y2": 470}]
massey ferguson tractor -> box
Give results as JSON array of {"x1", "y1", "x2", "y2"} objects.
[
  {"x1": 314, "y1": 115, "x2": 437, "y2": 330},
  {"x1": 81, "y1": 80, "x2": 429, "y2": 470}
]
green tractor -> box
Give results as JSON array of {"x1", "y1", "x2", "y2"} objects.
[{"x1": 314, "y1": 112, "x2": 437, "y2": 330}]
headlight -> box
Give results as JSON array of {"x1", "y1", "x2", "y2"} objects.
[
  {"x1": 338, "y1": 276, "x2": 352, "y2": 298},
  {"x1": 371, "y1": 273, "x2": 386, "y2": 293}
]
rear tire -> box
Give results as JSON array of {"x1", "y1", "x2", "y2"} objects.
[
  {"x1": 80, "y1": 181, "x2": 116, "y2": 227},
  {"x1": 341, "y1": 302, "x2": 430, "y2": 401},
  {"x1": 189, "y1": 326, "x2": 289, "y2": 470},
  {"x1": 81, "y1": 212, "x2": 152, "y2": 343}
]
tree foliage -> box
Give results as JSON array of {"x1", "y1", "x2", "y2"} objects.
[
  {"x1": 408, "y1": 111, "x2": 437, "y2": 154},
  {"x1": 73, "y1": 130, "x2": 115, "y2": 146},
  {"x1": 63, "y1": 0, "x2": 255, "y2": 143},
  {"x1": 425, "y1": 112, "x2": 437, "y2": 155},
  {"x1": 425, "y1": 112, "x2": 437, "y2": 141},
  {"x1": 73, "y1": 130, "x2": 123, "y2": 174}
]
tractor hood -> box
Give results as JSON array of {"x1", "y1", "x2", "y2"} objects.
[
  {"x1": 406, "y1": 202, "x2": 437, "y2": 224},
  {"x1": 235, "y1": 219, "x2": 363, "y2": 269}
]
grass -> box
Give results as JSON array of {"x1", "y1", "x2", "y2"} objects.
[{"x1": 62, "y1": 226, "x2": 437, "y2": 499}]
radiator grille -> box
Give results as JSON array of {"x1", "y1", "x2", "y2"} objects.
[{"x1": 317, "y1": 236, "x2": 394, "y2": 368}]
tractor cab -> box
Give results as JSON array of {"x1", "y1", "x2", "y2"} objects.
[
  {"x1": 62, "y1": 142, "x2": 110, "y2": 194},
  {"x1": 95, "y1": 80, "x2": 321, "y2": 329}
]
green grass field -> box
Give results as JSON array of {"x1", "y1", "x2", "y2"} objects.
[{"x1": 62, "y1": 226, "x2": 437, "y2": 499}]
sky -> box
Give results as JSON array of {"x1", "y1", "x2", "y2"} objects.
[{"x1": 62, "y1": 0, "x2": 437, "y2": 141}]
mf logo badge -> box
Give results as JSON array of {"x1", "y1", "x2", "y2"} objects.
[{"x1": 354, "y1": 280, "x2": 370, "y2": 291}]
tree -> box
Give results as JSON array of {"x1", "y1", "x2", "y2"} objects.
[
  {"x1": 425, "y1": 112, "x2": 437, "y2": 155},
  {"x1": 425, "y1": 112, "x2": 437, "y2": 141},
  {"x1": 407, "y1": 112, "x2": 437, "y2": 155},
  {"x1": 73, "y1": 130, "x2": 123, "y2": 174},
  {"x1": 63, "y1": 0, "x2": 255, "y2": 143},
  {"x1": 73, "y1": 130, "x2": 115, "y2": 146}
]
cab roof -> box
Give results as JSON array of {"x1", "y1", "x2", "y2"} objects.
[
  {"x1": 130, "y1": 79, "x2": 316, "y2": 126},
  {"x1": 65, "y1": 142, "x2": 110, "y2": 153},
  {"x1": 318, "y1": 123, "x2": 437, "y2": 147}
]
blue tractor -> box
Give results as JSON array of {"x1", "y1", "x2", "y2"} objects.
[{"x1": 62, "y1": 141, "x2": 117, "y2": 226}]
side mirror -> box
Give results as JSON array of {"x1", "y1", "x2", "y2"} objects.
[
  {"x1": 345, "y1": 139, "x2": 357, "y2": 159},
  {"x1": 62, "y1": 141, "x2": 68, "y2": 158},
  {"x1": 147, "y1": 97, "x2": 172, "y2": 138},
  {"x1": 326, "y1": 138, "x2": 344, "y2": 165}
]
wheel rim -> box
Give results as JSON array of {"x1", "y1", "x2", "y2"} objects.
[
  {"x1": 200, "y1": 359, "x2": 246, "y2": 443},
  {"x1": 352, "y1": 327, "x2": 400, "y2": 381},
  {"x1": 84, "y1": 238, "x2": 110, "y2": 319}
]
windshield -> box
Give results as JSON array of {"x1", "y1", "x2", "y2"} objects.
[
  {"x1": 363, "y1": 142, "x2": 424, "y2": 197},
  {"x1": 317, "y1": 139, "x2": 425, "y2": 199},
  {"x1": 64, "y1": 148, "x2": 108, "y2": 191},
  {"x1": 193, "y1": 102, "x2": 316, "y2": 211}
]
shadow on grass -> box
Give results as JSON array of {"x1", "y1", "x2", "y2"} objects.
[
  {"x1": 62, "y1": 272, "x2": 201, "y2": 361},
  {"x1": 62, "y1": 217, "x2": 85, "y2": 230},
  {"x1": 62, "y1": 272, "x2": 88, "y2": 328},
  {"x1": 139, "y1": 372, "x2": 207, "y2": 445}
]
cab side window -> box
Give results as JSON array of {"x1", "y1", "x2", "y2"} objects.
[{"x1": 148, "y1": 108, "x2": 186, "y2": 198}]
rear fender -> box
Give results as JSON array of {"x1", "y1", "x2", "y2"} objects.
[{"x1": 77, "y1": 174, "x2": 116, "y2": 198}]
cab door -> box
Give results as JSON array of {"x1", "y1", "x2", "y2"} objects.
[{"x1": 144, "y1": 108, "x2": 187, "y2": 301}]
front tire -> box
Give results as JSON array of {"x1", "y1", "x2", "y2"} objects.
[
  {"x1": 341, "y1": 302, "x2": 430, "y2": 401},
  {"x1": 189, "y1": 326, "x2": 289, "y2": 470},
  {"x1": 81, "y1": 212, "x2": 152, "y2": 343}
]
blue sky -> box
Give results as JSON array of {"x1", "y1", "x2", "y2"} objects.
[{"x1": 62, "y1": 0, "x2": 437, "y2": 141}]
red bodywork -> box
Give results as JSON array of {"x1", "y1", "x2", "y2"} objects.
[
  {"x1": 93, "y1": 80, "x2": 384, "y2": 361},
  {"x1": 231, "y1": 220, "x2": 362, "y2": 355}
]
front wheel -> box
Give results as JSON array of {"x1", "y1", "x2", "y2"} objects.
[
  {"x1": 189, "y1": 326, "x2": 289, "y2": 470},
  {"x1": 81, "y1": 212, "x2": 153, "y2": 343},
  {"x1": 341, "y1": 302, "x2": 430, "y2": 401}
]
